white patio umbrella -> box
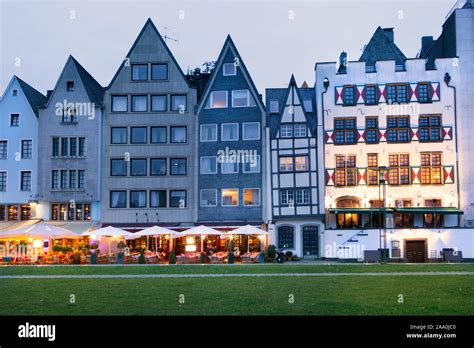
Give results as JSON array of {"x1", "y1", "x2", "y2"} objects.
[
  {"x1": 0, "y1": 221, "x2": 81, "y2": 240},
  {"x1": 82, "y1": 226, "x2": 136, "y2": 254},
  {"x1": 176, "y1": 225, "x2": 223, "y2": 252},
  {"x1": 134, "y1": 226, "x2": 176, "y2": 251},
  {"x1": 228, "y1": 225, "x2": 269, "y2": 253}
]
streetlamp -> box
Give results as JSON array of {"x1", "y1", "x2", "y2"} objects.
[{"x1": 378, "y1": 166, "x2": 387, "y2": 263}]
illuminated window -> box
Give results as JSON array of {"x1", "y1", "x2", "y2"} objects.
[
  {"x1": 206, "y1": 91, "x2": 228, "y2": 108},
  {"x1": 335, "y1": 155, "x2": 356, "y2": 187},
  {"x1": 421, "y1": 153, "x2": 442, "y2": 185},
  {"x1": 388, "y1": 154, "x2": 410, "y2": 185},
  {"x1": 367, "y1": 154, "x2": 378, "y2": 186},
  {"x1": 279, "y1": 157, "x2": 293, "y2": 172},
  {"x1": 222, "y1": 189, "x2": 238, "y2": 206}
]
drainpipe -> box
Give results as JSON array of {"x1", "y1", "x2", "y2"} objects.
[
  {"x1": 444, "y1": 73, "x2": 461, "y2": 227},
  {"x1": 320, "y1": 78, "x2": 330, "y2": 225}
]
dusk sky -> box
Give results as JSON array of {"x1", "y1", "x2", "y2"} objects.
[{"x1": 0, "y1": 0, "x2": 455, "y2": 96}]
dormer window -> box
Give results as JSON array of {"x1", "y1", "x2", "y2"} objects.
[
  {"x1": 12, "y1": 89, "x2": 18, "y2": 96},
  {"x1": 223, "y1": 63, "x2": 236, "y2": 76},
  {"x1": 67, "y1": 81, "x2": 74, "y2": 91}
]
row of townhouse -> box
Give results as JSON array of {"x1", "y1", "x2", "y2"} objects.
[{"x1": 1, "y1": 2, "x2": 473, "y2": 261}]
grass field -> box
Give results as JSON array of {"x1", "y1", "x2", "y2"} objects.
[{"x1": 1, "y1": 264, "x2": 473, "y2": 315}]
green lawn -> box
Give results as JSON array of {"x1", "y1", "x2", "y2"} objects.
[
  {"x1": 0, "y1": 264, "x2": 473, "y2": 315},
  {"x1": 0, "y1": 263, "x2": 473, "y2": 275}
]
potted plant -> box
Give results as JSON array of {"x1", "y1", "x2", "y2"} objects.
[
  {"x1": 226, "y1": 239, "x2": 235, "y2": 264},
  {"x1": 258, "y1": 251, "x2": 265, "y2": 263},
  {"x1": 116, "y1": 241, "x2": 126, "y2": 264},
  {"x1": 138, "y1": 250, "x2": 146, "y2": 264},
  {"x1": 266, "y1": 244, "x2": 277, "y2": 262},
  {"x1": 90, "y1": 243, "x2": 99, "y2": 264},
  {"x1": 169, "y1": 249, "x2": 176, "y2": 265}
]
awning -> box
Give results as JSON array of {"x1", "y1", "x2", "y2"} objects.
[
  {"x1": 393, "y1": 207, "x2": 463, "y2": 215},
  {"x1": 329, "y1": 208, "x2": 395, "y2": 214},
  {"x1": 46, "y1": 221, "x2": 100, "y2": 234},
  {"x1": 0, "y1": 219, "x2": 40, "y2": 232}
]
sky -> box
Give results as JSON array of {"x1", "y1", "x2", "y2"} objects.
[{"x1": 0, "y1": 0, "x2": 457, "y2": 96}]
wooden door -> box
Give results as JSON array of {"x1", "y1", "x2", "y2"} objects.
[{"x1": 405, "y1": 240, "x2": 426, "y2": 263}]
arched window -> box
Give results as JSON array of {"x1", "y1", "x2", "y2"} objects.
[
  {"x1": 278, "y1": 226, "x2": 294, "y2": 248},
  {"x1": 336, "y1": 197, "x2": 361, "y2": 229}
]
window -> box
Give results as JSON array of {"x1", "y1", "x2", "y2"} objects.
[
  {"x1": 150, "y1": 190, "x2": 167, "y2": 208},
  {"x1": 201, "y1": 156, "x2": 217, "y2": 174},
  {"x1": 170, "y1": 190, "x2": 186, "y2": 208},
  {"x1": 61, "y1": 138, "x2": 68, "y2": 156},
  {"x1": 200, "y1": 189, "x2": 217, "y2": 207},
  {"x1": 78, "y1": 137, "x2": 85, "y2": 156},
  {"x1": 0, "y1": 172, "x2": 6, "y2": 191},
  {"x1": 206, "y1": 91, "x2": 227, "y2": 108},
  {"x1": 70, "y1": 138, "x2": 77, "y2": 157},
  {"x1": 69, "y1": 170, "x2": 76, "y2": 189},
  {"x1": 111, "y1": 96, "x2": 128, "y2": 112},
  {"x1": 21, "y1": 140, "x2": 32, "y2": 159},
  {"x1": 232, "y1": 90, "x2": 255, "y2": 107},
  {"x1": 131, "y1": 95, "x2": 147, "y2": 112},
  {"x1": 386, "y1": 84, "x2": 408, "y2": 103},
  {"x1": 151, "y1": 127, "x2": 167, "y2": 143},
  {"x1": 131, "y1": 159, "x2": 147, "y2": 176},
  {"x1": 170, "y1": 158, "x2": 187, "y2": 175},
  {"x1": 334, "y1": 118, "x2": 357, "y2": 145},
  {"x1": 419, "y1": 115, "x2": 441, "y2": 142},
  {"x1": 10, "y1": 114, "x2": 19, "y2": 127},
  {"x1": 280, "y1": 124, "x2": 293, "y2": 138},
  {"x1": 364, "y1": 85, "x2": 377, "y2": 105},
  {"x1": 132, "y1": 64, "x2": 148, "y2": 81},
  {"x1": 269, "y1": 100, "x2": 279, "y2": 113},
  {"x1": 170, "y1": 126, "x2": 187, "y2": 143},
  {"x1": 51, "y1": 170, "x2": 58, "y2": 190},
  {"x1": 277, "y1": 226, "x2": 294, "y2": 249},
  {"x1": 221, "y1": 123, "x2": 238, "y2": 141},
  {"x1": 387, "y1": 116, "x2": 410, "y2": 142},
  {"x1": 242, "y1": 122, "x2": 260, "y2": 140},
  {"x1": 78, "y1": 170, "x2": 85, "y2": 189},
  {"x1": 366, "y1": 65, "x2": 376, "y2": 73},
  {"x1": 131, "y1": 127, "x2": 147, "y2": 144},
  {"x1": 150, "y1": 158, "x2": 167, "y2": 176},
  {"x1": 111, "y1": 127, "x2": 127, "y2": 144},
  {"x1": 200, "y1": 124, "x2": 217, "y2": 142},
  {"x1": 223, "y1": 63, "x2": 236, "y2": 76},
  {"x1": 61, "y1": 107, "x2": 77, "y2": 123},
  {"x1": 343, "y1": 86, "x2": 356, "y2": 105},
  {"x1": 222, "y1": 189, "x2": 238, "y2": 206},
  {"x1": 66, "y1": 81, "x2": 74, "y2": 91},
  {"x1": 365, "y1": 117, "x2": 379, "y2": 143},
  {"x1": 244, "y1": 188, "x2": 260, "y2": 206},
  {"x1": 221, "y1": 157, "x2": 238, "y2": 174},
  {"x1": 367, "y1": 154, "x2": 378, "y2": 186},
  {"x1": 60, "y1": 170, "x2": 68, "y2": 189},
  {"x1": 280, "y1": 190, "x2": 294, "y2": 205},
  {"x1": 394, "y1": 200, "x2": 413, "y2": 228},
  {"x1": 130, "y1": 191, "x2": 146, "y2": 208},
  {"x1": 171, "y1": 95, "x2": 187, "y2": 112},
  {"x1": 51, "y1": 138, "x2": 59, "y2": 157},
  {"x1": 111, "y1": 159, "x2": 127, "y2": 176},
  {"x1": 389, "y1": 154, "x2": 410, "y2": 185},
  {"x1": 20, "y1": 171, "x2": 31, "y2": 191},
  {"x1": 151, "y1": 63, "x2": 168, "y2": 80},
  {"x1": 294, "y1": 124, "x2": 307, "y2": 137},
  {"x1": 243, "y1": 154, "x2": 260, "y2": 173},
  {"x1": 151, "y1": 95, "x2": 167, "y2": 112},
  {"x1": 423, "y1": 199, "x2": 443, "y2": 228},
  {"x1": 279, "y1": 157, "x2": 293, "y2": 172},
  {"x1": 0, "y1": 141, "x2": 6, "y2": 159},
  {"x1": 421, "y1": 153, "x2": 442, "y2": 185},
  {"x1": 110, "y1": 191, "x2": 126, "y2": 208},
  {"x1": 417, "y1": 82, "x2": 431, "y2": 103},
  {"x1": 12, "y1": 89, "x2": 17, "y2": 96},
  {"x1": 303, "y1": 99, "x2": 313, "y2": 112},
  {"x1": 295, "y1": 156, "x2": 308, "y2": 171},
  {"x1": 7, "y1": 205, "x2": 18, "y2": 221},
  {"x1": 295, "y1": 189, "x2": 310, "y2": 204},
  {"x1": 335, "y1": 155, "x2": 356, "y2": 186}
]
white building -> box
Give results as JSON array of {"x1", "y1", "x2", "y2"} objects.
[
  {"x1": 315, "y1": 26, "x2": 473, "y2": 262},
  {"x1": 0, "y1": 76, "x2": 46, "y2": 225}
]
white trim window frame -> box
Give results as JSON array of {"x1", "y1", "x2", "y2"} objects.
[
  {"x1": 200, "y1": 189, "x2": 217, "y2": 207},
  {"x1": 221, "y1": 156, "x2": 239, "y2": 174},
  {"x1": 200, "y1": 124, "x2": 218, "y2": 142},
  {"x1": 294, "y1": 124, "x2": 307, "y2": 137},
  {"x1": 242, "y1": 122, "x2": 261, "y2": 141},
  {"x1": 280, "y1": 124, "x2": 293, "y2": 138},
  {"x1": 223, "y1": 63, "x2": 237, "y2": 76},
  {"x1": 243, "y1": 188, "x2": 261, "y2": 207},
  {"x1": 231, "y1": 90, "x2": 253, "y2": 108},
  {"x1": 200, "y1": 156, "x2": 217, "y2": 175},
  {"x1": 221, "y1": 188, "x2": 239, "y2": 207},
  {"x1": 221, "y1": 123, "x2": 239, "y2": 141},
  {"x1": 206, "y1": 91, "x2": 228, "y2": 109},
  {"x1": 243, "y1": 154, "x2": 261, "y2": 173}
]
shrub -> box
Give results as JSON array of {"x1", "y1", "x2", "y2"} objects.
[
  {"x1": 62, "y1": 246, "x2": 73, "y2": 253},
  {"x1": 199, "y1": 252, "x2": 207, "y2": 264},
  {"x1": 285, "y1": 251, "x2": 293, "y2": 260},
  {"x1": 138, "y1": 251, "x2": 146, "y2": 264},
  {"x1": 117, "y1": 241, "x2": 126, "y2": 250},
  {"x1": 258, "y1": 251, "x2": 265, "y2": 263},
  {"x1": 169, "y1": 249, "x2": 176, "y2": 264},
  {"x1": 52, "y1": 245, "x2": 63, "y2": 253},
  {"x1": 291, "y1": 254, "x2": 302, "y2": 261},
  {"x1": 73, "y1": 252, "x2": 81, "y2": 264},
  {"x1": 266, "y1": 245, "x2": 277, "y2": 260},
  {"x1": 228, "y1": 252, "x2": 235, "y2": 264}
]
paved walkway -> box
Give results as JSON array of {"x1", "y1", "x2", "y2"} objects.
[{"x1": 1, "y1": 272, "x2": 473, "y2": 279}]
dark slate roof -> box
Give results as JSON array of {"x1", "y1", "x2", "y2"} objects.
[
  {"x1": 266, "y1": 75, "x2": 317, "y2": 138},
  {"x1": 15, "y1": 76, "x2": 47, "y2": 117},
  {"x1": 359, "y1": 27, "x2": 406, "y2": 65},
  {"x1": 70, "y1": 56, "x2": 104, "y2": 106}
]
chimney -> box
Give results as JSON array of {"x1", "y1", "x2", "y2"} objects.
[
  {"x1": 338, "y1": 51, "x2": 347, "y2": 74},
  {"x1": 382, "y1": 28, "x2": 394, "y2": 43},
  {"x1": 421, "y1": 36, "x2": 434, "y2": 55}
]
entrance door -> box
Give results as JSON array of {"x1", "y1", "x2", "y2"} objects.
[
  {"x1": 405, "y1": 240, "x2": 426, "y2": 263},
  {"x1": 302, "y1": 226, "x2": 319, "y2": 256}
]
